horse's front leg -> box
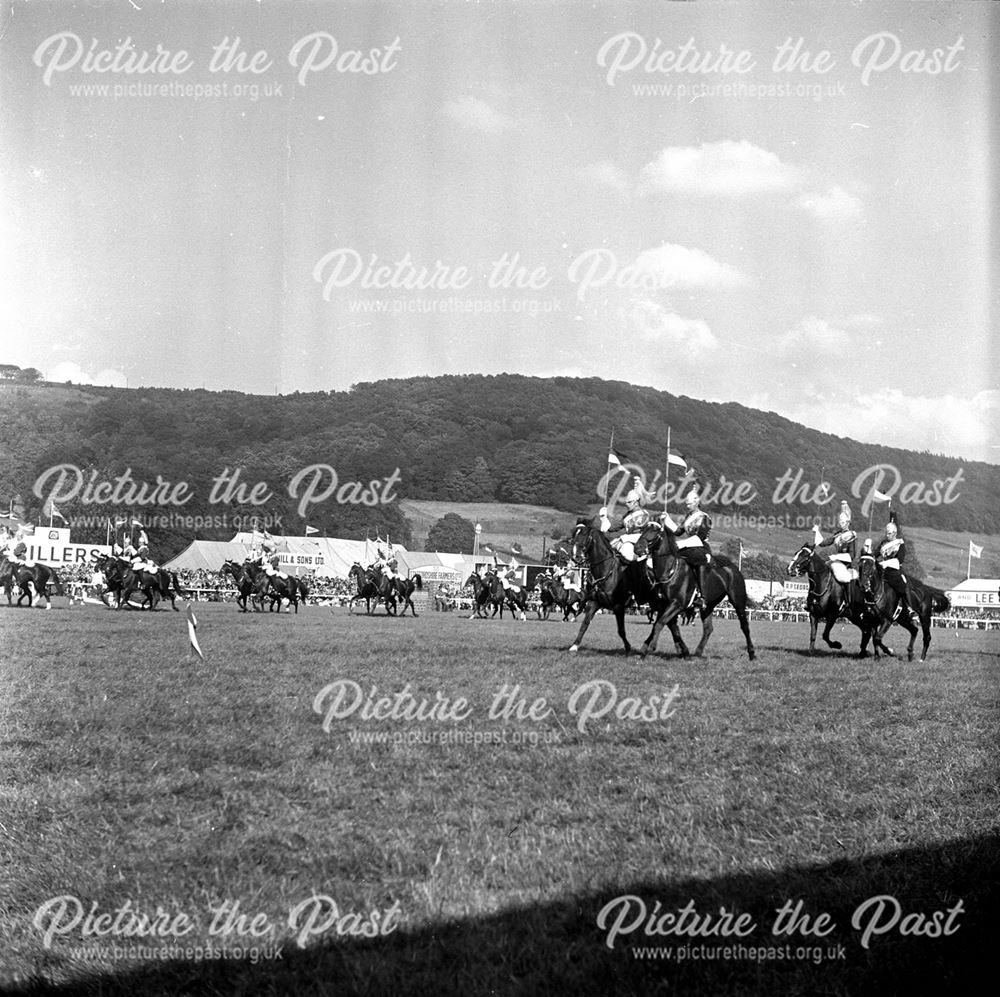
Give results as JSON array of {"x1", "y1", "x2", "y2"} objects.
[
  {"x1": 640, "y1": 597, "x2": 684, "y2": 658},
  {"x1": 693, "y1": 610, "x2": 714, "y2": 657},
  {"x1": 821, "y1": 611, "x2": 842, "y2": 650},
  {"x1": 568, "y1": 600, "x2": 599, "y2": 652}
]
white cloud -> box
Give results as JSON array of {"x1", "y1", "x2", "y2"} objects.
[
  {"x1": 639, "y1": 140, "x2": 800, "y2": 196},
  {"x1": 576, "y1": 160, "x2": 630, "y2": 195},
  {"x1": 50, "y1": 361, "x2": 127, "y2": 387},
  {"x1": 632, "y1": 243, "x2": 745, "y2": 290},
  {"x1": 776, "y1": 316, "x2": 851, "y2": 356},
  {"x1": 443, "y1": 96, "x2": 513, "y2": 135},
  {"x1": 773, "y1": 388, "x2": 1000, "y2": 463},
  {"x1": 628, "y1": 299, "x2": 718, "y2": 358},
  {"x1": 796, "y1": 185, "x2": 863, "y2": 220}
]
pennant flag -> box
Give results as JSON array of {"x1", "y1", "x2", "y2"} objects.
[
  {"x1": 483, "y1": 543, "x2": 494, "y2": 554},
  {"x1": 304, "y1": 525, "x2": 319, "y2": 536},
  {"x1": 667, "y1": 452, "x2": 687, "y2": 469},
  {"x1": 43, "y1": 498, "x2": 68, "y2": 523},
  {"x1": 970, "y1": 541, "x2": 984, "y2": 559},
  {"x1": 872, "y1": 490, "x2": 892, "y2": 503},
  {"x1": 608, "y1": 451, "x2": 621, "y2": 467},
  {"x1": 186, "y1": 602, "x2": 204, "y2": 660},
  {"x1": 510, "y1": 542, "x2": 523, "y2": 555}
]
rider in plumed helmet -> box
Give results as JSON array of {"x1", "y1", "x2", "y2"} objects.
[
  {"x1": 660, "y1": 487, "x2": 711, "y2": 595},
  {"x1": 608, "y1": 476, "x2": 659, "y2": 562},
  {"x1": 874, "y1": 511, "x2": 918, "y2": 624},
  {"x1": 812, "y1": 500, "x2": 858, "y2": 612}
]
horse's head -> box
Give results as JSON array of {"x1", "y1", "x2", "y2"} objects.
[
  {"x1": 787, "y1": 543, "x2": 815, "y2": 577},
  {"x1": 857, "y1": 553, "x2": 878, "y2": 595}
]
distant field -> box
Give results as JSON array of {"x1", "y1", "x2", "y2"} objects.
[
  {"x1": 400, "y1": 498, "x2": 996, "y2": 589},
  {"x1": 1, "y1": 603, "x2": 996, "y2": 995}
]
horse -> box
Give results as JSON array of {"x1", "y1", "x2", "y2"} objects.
[
  {"x1": 391, "y1": 574, "x2": 422, "y2": 617},
  {"x1": 348, "y1": 563, "x2": 396, "y2": 615},
  {"x1": 220, "y1": 559, "x2": 259, "y2": 612},
  {"x1": 536, "y1": 574, "x2": 582, "y2": 621},
  {"x1": 0, "y1": 556, "x2": 64, "y2": 608},
  {"x1": 101, "y1": 555, "x2": 183, "y2": 611},
  {"x1": 567, "y1": 517, "x2": 680, "y2": 655},
  {"x1": 640, "y1": 528, "x2": 756, "y2": 660},
  {"x1": 464, "y1": 572, "x2": 505, "y2": 619},
  {"x1": 857, "y1": 554, "x2": 950, "y2": 662},
  {"x1": 484, "y1": 569, "x2": 527, "y2": 621},
  {"x1": 786, "y1": 543, "x2": 881, "y2": 656},
  {"x1": 255, "y1": 568, "x2": 304, "y2": 613}
]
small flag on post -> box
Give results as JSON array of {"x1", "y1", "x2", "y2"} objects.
[
  {"x1": 970, "y1": 541, "x2": 983, "y2": 559},
  {"x1": 305, "y1": 525, "x2": 319, "y2": 536},
  {"x1": 186, "y1": 602, "x2": 204, "y2": 660},
  {"x1": 666, "y1": 452, "x2": 687, "y2": 469},
  {"x1": 43, "y1": 498, "x2": 67, "y2": 524},
  {"x1": 872, "y1": 490, "x2": 892, "y2": 503},
  {"x1": 608, "y1": 451, "x2": 621, "y2": 467}
]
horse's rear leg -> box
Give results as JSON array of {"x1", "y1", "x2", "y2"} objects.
[{"x1": 735, "y1": 607, "x2": 755, "y2": 660}]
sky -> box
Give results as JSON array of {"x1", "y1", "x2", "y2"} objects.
[{"x1": 1, "y1": 0, "x2": 997, "y2": 463}]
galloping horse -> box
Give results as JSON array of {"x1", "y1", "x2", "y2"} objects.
[
  {"x1": 857, "y1": 554, "x2": 950, "y2": 662},
  {"x1": 641, "y1": 528, "x2": 756, "y2": 660},
  {"x1": 98, "y1": 555, "x2": 182, "y2": 611},
  {"x1": 220, "y1": 559, "x2": 259, "y2": 612},
  {"x1": 536, "y1": 575, "x2": 582, "y2": 621},
  {"x1": 464, "y1": 573, "x2": 505, "y2": 619},
  {"x1": 484, "y1": 569, "x2": 527, "y2": 621},
  {"x1": 254, "y1": 567, "x2": 305, "y2": 613},
  {"x1": 348, "y1": 563, "x2": 397, "y2": 615},
  {"x1": 0, "y1": 556, "x2": 63, "y2": 608},
  {"x1": 391, "y1": 574, "x2": 422, "y2": 617},
  {"x1": 787, "y1": 543, "x2": 879, "y2": 656}
]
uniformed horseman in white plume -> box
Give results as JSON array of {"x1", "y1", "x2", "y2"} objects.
[{"x1": 812, "y1": 500, "x2": 859, "y2": 615}]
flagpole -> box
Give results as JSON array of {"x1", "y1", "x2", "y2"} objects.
[
  {"x1": 603, "y1": 428, "x2": 615, "y2": 507},
  {"x1": 664, "y1": 426, "x2": 671, "y2": 512},
  {"x1": 967, "y1": 543, "x2": 971, "y2": 580}
]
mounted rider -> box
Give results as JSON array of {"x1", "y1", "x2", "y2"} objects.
[
  {"x1": 660, "y1": 488, "x2": 712, "y2": 596},
  {"x1": 0, "y1": 525, "x2": 14, "y2": 559},
  {"x1": 608, "y1": 476, "x2": 660, "y2": 564},
  {"x1": 9, "y1": 525, "x2": 32, "y2": 566},
  {"x1": 812, "y1": 501, "x2": 858, "y2": 613},
  {"x1": 492, "y1": 554, "x2": 522, "y2": 592},
  {"x1": 373, "y1": 546, "x2": 399, "y2": 582},
  {"x1": 873, "y1": 511, "x2": 919, "y2": 624},
  {"x1": 129, "y1": 529, "x2": 158, "y2": 574}
]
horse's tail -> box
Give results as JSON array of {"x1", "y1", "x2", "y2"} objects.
[
  {"x1": 297, "y1": 579, "x2": 310, "y2": 603},
  {"x1": 48, "y1": 568, "x2": 64, "y2": 596},
  {"x1": 413, "y1": 573, "x2": 423, "y2": 590},
  {"x1": 171, "y1": 572, "x2": 185, "y2": 596},
  {"x1": 929, "y1": 588, "x2": 950, "y2": 613}
]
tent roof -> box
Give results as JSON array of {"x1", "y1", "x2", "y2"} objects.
[{"x1": 162, "y1": 540, "x2": 251, "y2": 571}]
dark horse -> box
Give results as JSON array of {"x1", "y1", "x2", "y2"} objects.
[
  {"x1": 348, "y1": 563, "x2": 397, "y2": 615},
  {"x1": 536, "y1": 574, "x2": 582, "y2": 621},
  {"x1": 567, "y1": 518, "x2": 680, "y2": 656},
  {"x1": 0, "y1": 556, "x2": 64, "y2": 608},
  {"x1": 464, "y1": 572, "x2": 506, "y2": 619},
  {"x1": 391, "y1": 573, "x2": 422, "y2": 617},
  {"x1": 220, "y1": 559, "x2": 260, "y2": 612},
  {"x1": 484, "y1": 569, "x2": 528, "y2": 621},
  {"x1": 254, "y1": 567, "x2": 306, "y2": 613},
  {"x1": 640, "y1": 527, "x2": 756, "y2": 660},
  {"x1": 857, "y1": 554, "x2": 950, "y2": 662},
  {"x1": 97, "y1": 555, "x2": 183, "y2": 611},
  {"x1": 786, "y1": 543, "x2": 881, "y2": 656}
]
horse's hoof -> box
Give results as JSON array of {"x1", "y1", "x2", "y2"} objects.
[
  {"x1": 747, "y1": 650, "x2": 756, "y2": 661},
  {"x1": 568, "y1": 645, "x2": 578, "y2": 653}
]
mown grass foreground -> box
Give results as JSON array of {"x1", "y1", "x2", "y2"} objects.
[{"x1": 1, "y1": 604, "x2": 997, "y2": 996}]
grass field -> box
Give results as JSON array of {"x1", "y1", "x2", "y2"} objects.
[{"x1": 1, "y1": 603, "x2": 997, "y2": 996}]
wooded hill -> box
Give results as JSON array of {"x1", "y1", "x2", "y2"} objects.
[{"x1": 1, "y1": 375, "x2": 995, "y2": 561}]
